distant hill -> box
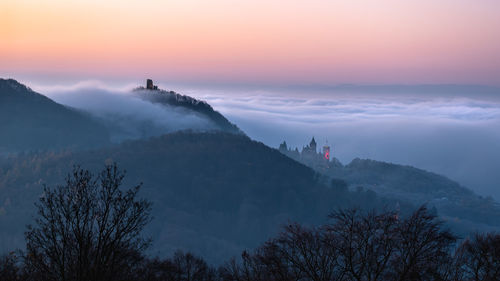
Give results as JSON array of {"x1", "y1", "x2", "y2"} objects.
[
  {"x1": 279, "y1": 144, "x2": 500, "y2": 234},
  {"x1": 329, "y1": 158, "x2": 500, "y2": 230},
  {"x1": 133, "y1": 87, "x2": 242, "y2": 135},
  {"x1": 0, "y1": 131, "x2": 402, "y2": 263},
  {"x1": 0, "y1": 78, "x2": 110, "y2": 152}
]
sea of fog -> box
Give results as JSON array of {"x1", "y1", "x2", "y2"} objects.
[
  {"x1": 35, "y1": 81, "x2": 500, "y2": 201},
  {"x1": 180, "y1": 84, "x2": 500, "y2": 201}
]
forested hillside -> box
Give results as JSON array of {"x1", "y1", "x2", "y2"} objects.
[{"x1": 0, "y1": 131, "x2": 402, "y2": 262}]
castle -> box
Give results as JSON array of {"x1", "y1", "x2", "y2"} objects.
[
  {"x1": 146, "y1": 79, "x2": 158, "y2": 90},
  {"x1": 279, "y1": 137, "x2": 338, "y2": 169}
]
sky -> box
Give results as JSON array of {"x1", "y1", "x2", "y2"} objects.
[{"x1": 2, "y1": 0, "x2": 500, "y2": 85}]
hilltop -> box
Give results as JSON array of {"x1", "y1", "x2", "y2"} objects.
[{"x1": 133, "y1": 79, "x2": 242, "y2": 134}]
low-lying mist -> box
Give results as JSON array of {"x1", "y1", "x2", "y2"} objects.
[
  {"x1": 180, "y1": 85, "x2": 500, "y2": 201},
  {"x1": 41, "y1": 82, "x2": 217, "y2": 142}
]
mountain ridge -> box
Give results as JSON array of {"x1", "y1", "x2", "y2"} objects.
[{"x1": 0, "y1": 78, "x2": 110, "y2": 152}]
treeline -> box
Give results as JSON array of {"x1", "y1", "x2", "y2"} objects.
[
  {"x1": 2, "y1": 209, "x2": 499, "y2": 280},
  {"x1": 219, "y1": 209, "x2": 500, "y2": 281},
  {"x1": 1, "y1": 165, "x2": 499, "y2": 281}
]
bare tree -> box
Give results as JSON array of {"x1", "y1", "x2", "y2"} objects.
[
  {"x1": 135, "y1": 251, "x2": 217, "y2": 281},
  {"x1": 0, "y1": 252, "x2": 23, "y2": 281},
  {"x1": 234, "y1": 248, "x2": 295, "y2": 281},
  {"x1": 135, "y1": 256, "x2": 178, "y2": 281},
  {"x1": 269, "y1": 223, "x2": 343, "y2": 281},
  {"x1": 327, "y1": 209, "x2": 399, "y2": 281},
  {"x1": 224, "y1": 206, "x2": 457, "y2": 281},
  {"x1": 390, "y1": 206, "x2": 456, "y2": 281},
  {"x1": 219, "y1": 247, "x2": 295, "y2": 281},
  {"x1": 24, "y1": 164, "x2": 152, "y2": 281},
  {"x1": 454, "y1": 233, "x2": 500, "y2": 281},
  {"x1": 171, "y1": 251, "x2": 217, "y2": 281}
]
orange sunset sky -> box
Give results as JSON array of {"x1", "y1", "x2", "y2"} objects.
[{"x1": 1, "y1": 0, "x2": 500, "y2": 85}]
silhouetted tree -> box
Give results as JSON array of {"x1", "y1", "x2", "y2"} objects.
[
  {"x1": 136, "y1": 251, "x2": 217, "y2": 281},
  {"x1": 327, "y1": 208, "x2": 399, "y2": 281},
  {"x1": 134, "y1": 257, "x2": 178, "y2": 281},
  {"x1": 219, "y1": 248, "x2": 292, "y2": 281},
  {"x1": 0, "y1": 252, "x2": 23, "y2": 281},
  {"x1": 224, "y1": 206, "x2": 457, "y2": 281},
  {"x1": 171, "y1": 251, "x2": 217, "y2": 281},
  {"x1": 454, "y1": 233, "x2": 500, "y2": 281},
  {"x1": 244, "y1": 223, "x2": 342, "y2": 281},
  {"x1": 24, "y1": 164, "x2": 152, "y2": 281},
  {"x1": 329, "y1": 206, "x2": 456, "y2": 281},
  {"x1": 390, "y1": 206, "x2": 456, "y2": 281}
]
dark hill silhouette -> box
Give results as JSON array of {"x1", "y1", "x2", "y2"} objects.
[
  {"x1": 0, "y1": 131, "x2": 401, "y2": 263},
  {"x1": 0, "y1": 78, "x2": 110, "y2": 152}
]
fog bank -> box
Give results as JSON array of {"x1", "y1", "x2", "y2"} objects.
[
  {"x1": 181, "y1": 85, "x2": 500, "y2": 200},
  {"x1": 37, "y1": 81, "x2": 500, "y2": 200},
  {"x1": 41, "y1": 82, "x2": 217, "y2": 142}
]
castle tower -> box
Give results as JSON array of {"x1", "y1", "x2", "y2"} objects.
[
  {"x1": 279, "y1": 141, "x2": 288, "y2": 152},
  {"x1": 146, "y1": 79, "x2": 154, "y2": 90},
  {"x1": 323, "y1": 144, "x2": 330, "y2": 160},
  {"x1": 322, "y1": 139, "x2": 330, "y2": 160},
  {"x1": 309, "y1": 137, "x2": 317, "y2": 152}
]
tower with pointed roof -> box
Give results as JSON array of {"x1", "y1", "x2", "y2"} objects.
[{"x1": 309, "y1": 137, "x2": 317, "y2": 152}]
